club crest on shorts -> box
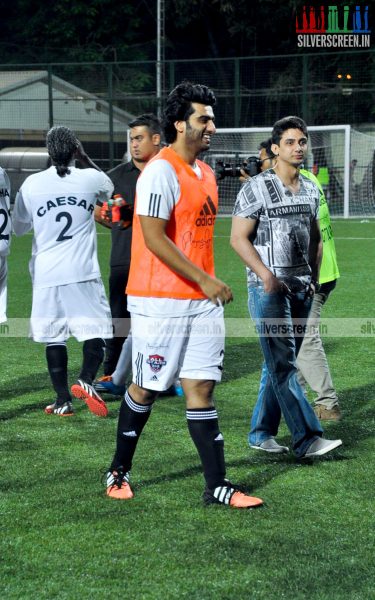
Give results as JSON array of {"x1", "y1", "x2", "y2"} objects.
[{"x1": 146, "y1": 354, "x2": 166, "y2": 372}]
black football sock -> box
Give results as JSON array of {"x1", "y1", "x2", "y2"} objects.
[
  {"x1": 110, "y1": 390, "x2": 153, "y2": 473},
  {"x1": 45, "y1": 343, "x2": 71, "y2": 404},
  {"x1": 79, "y1": 338, "x2": 105, "y2": 384},
  {"x1": 186, "y1": 408, "x2": 227, "y2": 490}
]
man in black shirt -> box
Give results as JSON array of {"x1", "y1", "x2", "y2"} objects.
[{"x1": 95, "y1": 114, "x2": 162, "y2": 385}]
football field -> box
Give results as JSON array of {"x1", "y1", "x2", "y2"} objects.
[{"x1": 1, "y1": 218, "x2": 374, "y2": 599}]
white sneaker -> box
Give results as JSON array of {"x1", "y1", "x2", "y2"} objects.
[
  {"x1": 250, "y1": 437, "x2": 289, "y2": 454},
  {"x1": 302, "y1": 437, "x2": 342, "y2": 458}
]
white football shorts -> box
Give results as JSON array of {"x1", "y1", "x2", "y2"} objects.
[
  {"x1": 130, "y1": 304, "x2": 225, "y2": 390},
  {"x1": 0, "y1": 256, "x2": 8, "y2": 323},
  {"x1": 30, "y1": 278, "x2": 113, "y2": 343}
]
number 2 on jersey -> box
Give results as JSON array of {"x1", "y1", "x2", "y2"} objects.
[
  {"x1": 0, "y1": 208, "x2": 9, "y2": 240},
  {"x1": 56, "y1": 212, "x2": 73, "y2": 242}
]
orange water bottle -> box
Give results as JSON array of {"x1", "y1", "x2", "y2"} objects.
[{"x1": 110, "y1": 194, "x2": 125, "y2": 223}]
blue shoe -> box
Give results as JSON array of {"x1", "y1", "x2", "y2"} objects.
[
  {"x1": 174, "y1": 380, "x2": 184, "y2": 396},
  {"x1": 93, "y1": 376, "x2": 125, "y2": 396}
]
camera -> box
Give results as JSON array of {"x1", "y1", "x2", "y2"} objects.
[{"x1": 215, "y1": 156, "x2": 262, "y2": 180}]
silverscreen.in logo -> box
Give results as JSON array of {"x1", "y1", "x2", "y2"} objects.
[{"x1": 296, "y1": 5, "x2": 371, "y2": 48}]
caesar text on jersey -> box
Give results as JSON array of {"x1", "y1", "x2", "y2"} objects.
[{"x1": 36, "y1": 196, "x2": 95, "y2": 217}]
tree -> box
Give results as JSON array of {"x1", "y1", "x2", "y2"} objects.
[
  {"x1": 0, "y1": 0, "x2": 312, "y2": 65},
  {"x1": 0, "y1": 0, "x2": 151, "y2": 63},
  {"x1": 165, "y1": 0, "x2": 306, "y2": 58}
]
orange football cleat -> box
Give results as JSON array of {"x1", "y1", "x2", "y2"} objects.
[
  {"x1": 229, "y1": 491, "x2": 264, "y2": 508},
  {"x1": 71, "y1": 379, "x2": 108, "y2": 417},
  {"x1": 106, "y1": 470, "x2": 134, "y2": 500},
  {"x1": 203, "y1": 482, "x2": 263, "y2": 509}
]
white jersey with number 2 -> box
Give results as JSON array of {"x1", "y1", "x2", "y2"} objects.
[{"x1": 12, "y1": 166, "x2": 113, "y2": 288}]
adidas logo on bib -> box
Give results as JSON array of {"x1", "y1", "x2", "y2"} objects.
[{"x1": 195, "y1": 196, "x2": 217, "y2": 227}]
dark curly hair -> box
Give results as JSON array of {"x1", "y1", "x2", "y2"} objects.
[
  {"x1": 162, "y1": 81, "x2": 216, "y2": 144},
  {"x1": 46, "y1": 126, "x2": 78, "y2": 177},
  {"x1": 271, "y1": 116, "x2": 308, "y2": 146}
]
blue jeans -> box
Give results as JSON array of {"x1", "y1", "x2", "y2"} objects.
[{"x1": 248, "y1": 285, "x2": 323, "y2": 457}]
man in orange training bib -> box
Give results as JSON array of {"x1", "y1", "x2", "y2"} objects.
[{"x1": 105, "y1": 81, "x2": 263, "y2": 509}]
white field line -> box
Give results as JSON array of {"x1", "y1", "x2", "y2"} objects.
[{"x1": 210, "y1": 235, "x2": 375, "y2": 240}]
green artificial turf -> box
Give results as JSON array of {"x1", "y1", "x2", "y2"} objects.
[{"x1": 1, "y1": 219, "x2": 374, "y2": 599}]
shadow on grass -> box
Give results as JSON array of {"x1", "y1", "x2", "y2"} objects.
[
  {"x1": 88, "y1": 453, "x2": 347, "y2": 506},
  {"x1": 222, "y1": 337, "x2": 348, "y2": 385},
  {"x1": 0, "y1": 369, "x2": 79, "y2": 402},
  {"x1": 0, "y1": 341, "x2": 260, "y2": 420},
  {"x1": 0, "y1": 369, "x2": 51, "y2": 421},
  {"x1": 221, "y1": 340, "x2": 263, "y2": 383},
  {"x1": 0, "y1": 368, "x2": 119, "y2": 421},
  {"x1": 0, "y1": 371, "x2": 51, "y2": 399},
  {"x1": 1, "y1": 358, "x2": 374, "y2": 501},
  {"x1": 121, "y1": 382, "x2": 375, "y2": 494},
  {"x1": 107, "y1": 450, "x2": 353, "y2": 507}
]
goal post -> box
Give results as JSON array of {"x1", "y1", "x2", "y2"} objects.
[
  {"x1": 203, "y1": 125, "x2": 375, "y2": 218},
  {"x1": 126, "y1": 124, "x2": 375, "y2": 218}
]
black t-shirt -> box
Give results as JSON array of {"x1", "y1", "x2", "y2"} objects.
[{"x1": 106, "y1": 160, "x2": 140, "y2": 268}]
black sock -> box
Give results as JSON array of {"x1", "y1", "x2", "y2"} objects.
[
  {"x1": 46, "y1": 343, "x2": 71, "y2": 404},
  {"x1": 110, "y1": 390, "x2": 153, "y2": 473},
  {"x1": 79, "y1": 338, "x2": 105, "y2": 384},
  {"x1": 187, "y1": 408, "x2": 226, "y2": 490}
]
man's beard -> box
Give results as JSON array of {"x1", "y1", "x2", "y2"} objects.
[{"x1": 185, "y1": 122, "x2": 208, "y2": 154}]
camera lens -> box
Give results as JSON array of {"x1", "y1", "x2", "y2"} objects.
[{"x1": 246, "y1": 157, "x2": 261, "y2": 177}]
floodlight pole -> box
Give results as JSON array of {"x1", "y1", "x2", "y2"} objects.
[{"x1": 156, "y1": 0, "x2": 165, "y2": 119}]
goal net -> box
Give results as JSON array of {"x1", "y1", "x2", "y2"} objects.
[{"x1": 203, "y1": 126, "x2": 375, "y2": 218}]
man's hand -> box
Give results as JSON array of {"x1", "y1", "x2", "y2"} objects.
[
  {"x1": 118, "y1": 204, "x2": 134, "y2": 229},
  {"x1": 239, "y1": 168, "x2": 251, "y2": 184},
  {"x1": 199, "y1": 274, "x2": 233, "y2": 305},
  {"x1": 304, "y1": 280, "x2": 319, "y2": 300},
  {"x1": 73, "y1": 140, "x2": 87, "y2": 162},
  {"x1": 73, "y1": 140, "x2": 101, "y2": 171},
  {"x1": 262, "y1": 272, "x2": 290, "y2": 295}
]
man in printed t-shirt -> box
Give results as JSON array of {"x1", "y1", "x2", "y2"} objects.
[
  {"x1": 231, "y1": 116, "x2": 342, "y2": 459},
  {"x1": 241, "y1": 138, "x2": 342, "y2": 422}
]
